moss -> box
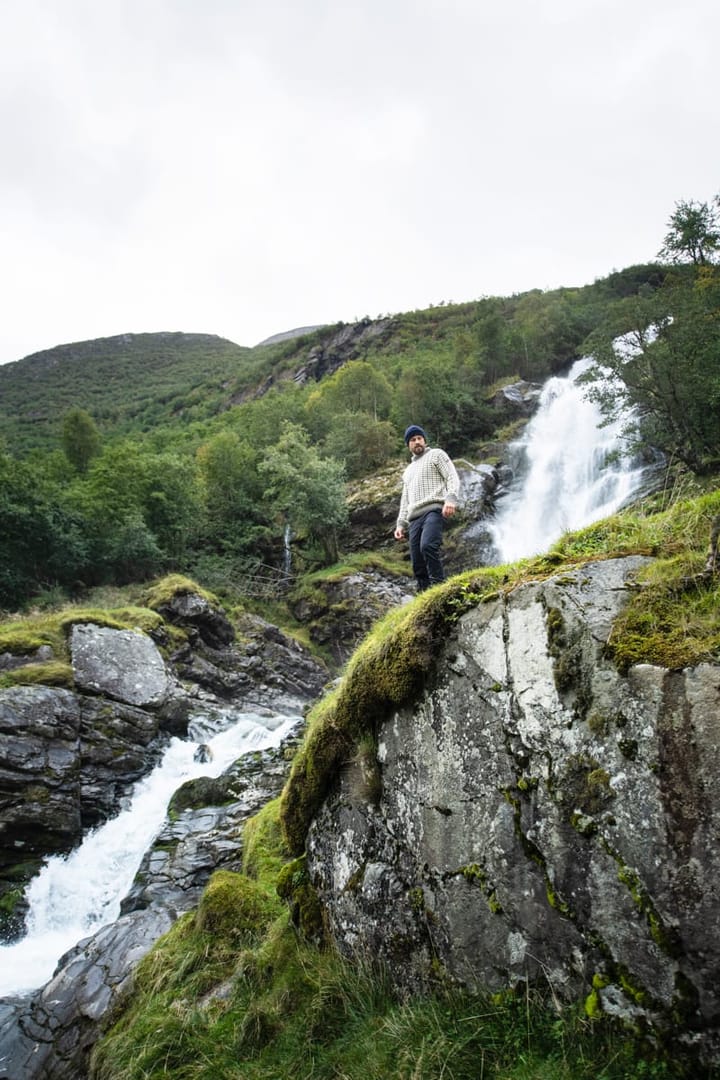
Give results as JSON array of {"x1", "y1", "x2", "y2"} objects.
[
  {"x1": 276, "y1": 854, "x2": 324, "y2": 941},
  {"x1": 243, "y1": 798, "x2": 289, "y2": 883},
  {"x1": 142, "y1": 573, "x2": 219, "y2": 610},
  {"x1": 168, "y1": 775, "x2": 235, "y2": 815},
  {"x1": 584, "y1": 987, "x2": 603, "y2": 1020},
  {"x1": 195, "y1": 869, "x2": 281, "y2": 942},
  {"x1": 559, "y1": 755, "x2": 615, "y2": 819},
  {"x1": 0, "y1": 661, "x2": 74, "y2": 689},
  {"x1": 409, "y1": 886, "x2": 425, "y2": 913},
  {"x1": 616, "y1": 864, "x2": 680, "y2": 957},
  {"x1": 459, "y1": 864, "x2": 504, "y2": 914},
  {"x1": 0, "y1": 628, "x2": 54, "y2": 654},
  {"x1": 618, "y1": 737, "x2": 639, "y2": 760}
]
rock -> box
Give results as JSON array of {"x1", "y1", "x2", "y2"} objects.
[
  {"x1": 0, "y1": 907, "x2": 174, "y2": 1080},
  {"x1": 168, "y1": 610, "x2": 327, "y2": 712},
  {"x1": 122, "y1": 724, "x2": 303, "y2": 915},
  {"x1": 306, "y1": 556, "x2": 720, "y2": 1060},
  {"x1": 0, "y1": 686, "x2": 166, "y2": 939},
  {"x1": 70, "y1": 624, "x2": 169, "y2": 707},
  {"x1": 491, "y1": 379, "x2": 543, "y2": 415},
  {"x1": 290, "y1": 570, "x2": 413, "y2": 665},
  {"x1": 0, "y1": 645, "x2": 54, "y2": 673},
  {"x1": 152, "y1": 591, "x2": 235, "y2": 649},
  {"x1": 0, "y1": 687, "x2": 82, "y2": 874},
  {"x1": 0, "y1": 727, "x2": 303, "y2": 1080}
]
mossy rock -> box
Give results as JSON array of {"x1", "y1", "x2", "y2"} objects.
[
  {"x1": 169, "y1": 775, "x2": 235, "y2": 816},
  {"x1": 142, "y1": 574, "x2": 218, "y2": 611},
  {"x1": 194, "y1": 870, "x2": 280, "y2": 941}
]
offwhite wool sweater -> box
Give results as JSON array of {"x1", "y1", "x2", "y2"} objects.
[{"x1": 396, "y1": 446, "x2": 460, "y2": 530}]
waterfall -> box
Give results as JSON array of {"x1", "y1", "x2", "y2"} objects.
[
  {"x1": 488, "y1": 358, "x2": 651, "y2": 564},
  {"x1": 283, "y1": 521, "x2": 293, "y2": 577},
  {"x1": 0, "y1": 709, "x2": 299, "y2": 998}
]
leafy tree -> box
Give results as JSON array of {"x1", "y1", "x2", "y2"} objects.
[
  {"x1": 323, "y1": 412, "x2": 397, "y2": 478},
  {"x1": 582, "y1": 265, "x2": 720, "y2": 472},
  {"x1": 658, "y1": 196, "x2": 720, "y2": 266},
  {"x1": 62, "y1": 407, "x2": 101, "y2": 473},
  {"x1": 390, "y1": 351, "x2": 494, "y2": 454},
  {"x1": 196, "y1": 431, "x2": 269, "y2": 554},
  {"x1": 66, "y1": 441, "x2": 202, "y2": 578},
  {"x1": 0, "y1": 451, "x2": 89, "y2": 607},
  {"x1": 304, "y1": 362, "x2": 393, "y2": 444},
  {"x1": 259, "y1": 422, "x2": 348, "y2": 565}
]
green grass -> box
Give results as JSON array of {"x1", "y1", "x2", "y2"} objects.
[{"x1": 90, "y1": 801, "x2": 707, "y2": 1080}]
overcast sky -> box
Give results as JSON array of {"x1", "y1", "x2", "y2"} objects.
[{"x1": 1, "y1": 0, "x2": 718, "y2": 365}]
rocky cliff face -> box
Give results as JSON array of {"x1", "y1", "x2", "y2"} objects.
[
  {"x1": 0, "y1": 587, "x2": 327, "y2": 1079},
  {"x1": 305, "y1": 556, "x2": 720, "y2": 1060}
]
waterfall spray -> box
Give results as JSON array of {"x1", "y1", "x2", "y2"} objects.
[
  {"x1": 488, "y1": 359, "x2": 651, "y2": 564},
  {"x1": 0, "y1": 710, "x2": 299, "y2": 997}
]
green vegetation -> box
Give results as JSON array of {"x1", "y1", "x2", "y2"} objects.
[
  {"x1": 0, "y1": 249, "x2": 688, "y2": 612},
  {"x1": 91, "y1": 800, "x2": 697, "y2": 1080},
  {"x1": 5, "y1": 192, "x2": 720, "y2": 1078}
]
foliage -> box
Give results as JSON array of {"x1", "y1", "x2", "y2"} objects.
[
  {"x1": 658, "y1": 196, "x2": 720, "y2": 266},
  {"x1": 90, "y1": 802, "x2": 706, "y2": 1080},
  {"x1": 582, "y1": 262, "x2": 720, "y2": 473},
  {"x1": 61, "y1": 407, "x2": 101, "y2": 473},
  {"x1": 259, "y1": 422, "x2": 349, "y2": 565},
  {"x1": 195, "y1": 430, "x2": 270, "y2": 554}
]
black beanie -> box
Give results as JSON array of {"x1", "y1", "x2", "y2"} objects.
[{"x1": 404, "y1": 425, "x2": 427, "y2": 445}]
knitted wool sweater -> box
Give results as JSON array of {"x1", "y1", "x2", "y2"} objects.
[{"x1": 396, "y1": 446, "x2": 460, "y2": 530}]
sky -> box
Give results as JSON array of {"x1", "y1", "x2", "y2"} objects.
[{"x1": 1, "y1": 0, "x2": 718, "y2": 365}]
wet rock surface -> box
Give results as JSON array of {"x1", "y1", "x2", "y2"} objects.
[
  {"x1": 307, "y1": 556, "x2": 720, "y2": 1062},
  {"x1": 0, "y1": 725, "x2": 304, "y2": 1080}
]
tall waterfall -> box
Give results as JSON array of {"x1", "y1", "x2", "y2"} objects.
[
  {"x1": 0, "y1": 709, "x2": 299, "y2": 997},
  {"x1": 489, "y1": 358, "x2": 651, "y2": 564}
]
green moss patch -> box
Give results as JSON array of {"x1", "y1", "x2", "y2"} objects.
[
  {"x1": 0, "y1": 661, "x2": 74, "y2": 689},
  {"x1": 142, "y1": 573, "x2": 218, "y2": 610}
]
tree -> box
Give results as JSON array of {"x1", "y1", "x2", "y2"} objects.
[
  {"x1": 0, "y1": 450, "x2": 90, "y2": 607},
  {"x1": 323, "y1": 412, "x2": 397, "y2": 478},
  {"x1": 582, "y1": 266, "x2": 720, "y2": 472},
  {"x1": 305, "y1": 361, "x2": 393, "y2": 440},
  {"x1": 196, "y1": 431, "x2": 269, "y2": 554},
  {"x1": 61, "y1": 407, "x2": 101, "y2": 473},
  {"x1": 658, "y1": 197, "x2": 720, "y2": 266},
  {"x1": 259, "y1": 422, "x2": 348, "y2": 565}
]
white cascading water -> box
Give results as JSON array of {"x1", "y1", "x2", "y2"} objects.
[
  {"x1": 0, "y1": 709, "x2": 299, "y2": 997},
  {"x1": 489, "y1": 358, "x2": 650, "y2": 563}
]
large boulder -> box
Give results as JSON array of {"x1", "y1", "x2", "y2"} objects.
[
  {"x1": 70, "y1": 625, "x2": 169, "y2": 707},
  {"x1": 168, "y1": 611, "x2": 327, "y2": 712},
  {"x1": 0, "y1": 685, "x2": 166, "y2": 939},
  {"x1": 306, "y1": 556, "x2": 720, "y2": 1061},
  {"x1": 290, "y1": 570, "x2": 413, "y2": 664}
]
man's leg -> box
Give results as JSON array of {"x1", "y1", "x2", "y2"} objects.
[
  {"x1": 408, "y1": 515, "x2": 430, "y2": 591},
  {"x1": 419, "y1": 509, "x2": 445, "y2": 585}
]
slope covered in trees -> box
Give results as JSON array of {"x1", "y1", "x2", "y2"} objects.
[{"x1": 0, "y1": 194, "x2": 718, "y2": 613}]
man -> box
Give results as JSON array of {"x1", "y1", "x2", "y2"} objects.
[{"x1": 394, "y1": 424, "x2": 460, "y2": 591}]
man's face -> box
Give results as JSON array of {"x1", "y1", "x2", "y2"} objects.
[{"x1": 408, "y1": 434, "x2": 426, "y2": 456}]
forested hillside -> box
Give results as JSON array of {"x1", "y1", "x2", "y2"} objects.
[{"x1": 1, "y1": 196, "x2": 719, "y2": 614}]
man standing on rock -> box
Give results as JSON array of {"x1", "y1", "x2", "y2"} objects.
[{"x1": 394, "y1": 425, "x2": 460, "y2": 591}]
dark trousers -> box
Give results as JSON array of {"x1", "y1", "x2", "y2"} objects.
[{"x1": 408, "y1": 509, "x2": 445, "y2": 591}]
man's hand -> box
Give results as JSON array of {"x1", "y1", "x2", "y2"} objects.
[
  {"x1": 394, "y1": 526, "x2": 405, "y2": 540},
  {"x1": 442, "y1": 502, "x2": 456, "y2": 519}
]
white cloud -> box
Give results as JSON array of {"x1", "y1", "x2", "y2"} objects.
[{"x1": 1, "y1": 0, "x2": 718, "y2": 363}]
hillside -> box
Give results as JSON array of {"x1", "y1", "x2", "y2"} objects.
[
  {"x1": 0, "y1": 264, "x2": 667, "y2": 457},
  {"x1": 0, "y1": 332, "x2": 258, "y2": 453}
]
